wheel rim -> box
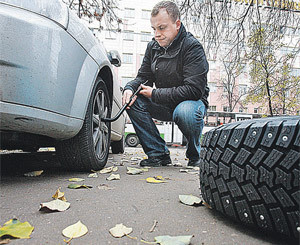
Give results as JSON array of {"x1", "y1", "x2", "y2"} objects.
[
  {"x1": 128, "y1": 135, "x2": 138, "y2": 146},
  {"x1": 92, "y1": 90, "x2": 109, "y2": 159}
]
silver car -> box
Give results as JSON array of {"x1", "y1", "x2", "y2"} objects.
[{"x1": 0, "y1": 0, "x2": 125, "y2": 170}]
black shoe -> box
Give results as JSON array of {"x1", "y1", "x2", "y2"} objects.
[
  {"x1": 188, "y1": 158, "x2": 200, "y2": 167},
  {"x1": 140, "y1": 154, "x2": 172, "y2": 167}
]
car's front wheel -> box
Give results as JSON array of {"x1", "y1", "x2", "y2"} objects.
[{"x1": 56, "y1": 78, "x2": 111, "y2": 171}]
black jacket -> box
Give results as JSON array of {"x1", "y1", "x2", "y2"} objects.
[{"x1": 124, "y1": 24, "x2": 209, "y2": 109}]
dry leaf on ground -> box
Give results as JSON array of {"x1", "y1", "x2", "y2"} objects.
[
  {"x1": 24, "y1": 170, "x2": 43, "y2": 177},
  {"x1": 52, "y1": 188, "x2": 67, "y2": 201},
  {"x1": 67, "y1": 184, "x2": 92, "y2": 189},
  {"x1": 99, "y1": 166, "x2": 118, "y2": 174},
  {"x1": 126, "y1": 167, "x2": 143, "y2": 175},
  {"x1": 106, "y1": 174, "x2": 120, "y2": 181},
  {"x1": 97, "y1": 184, "x2": 115, "y2": 190},
  {"x1": 0, "y1": 219, "x2": 34, "y2": 239},
  {"x1": 109, "y1": 224, "x2": 132, "y2": 238},
  {"x1": 146, "y1": 177, "x2": 166, "y2": 184},
  {"x1": 155, "y1": 235, "x2": 193, "y2": 245},
  {"x1": 88, "y1": 173, "x2": 98, "y2": 178},
  {"x1": 179, "y1": 195, "x2": 202, "y2": 206},
  {"x1": 62, "y1": 221, "x2": 88, "y2": 239},
  {"x1": 68, "y1": 178, "x2": 85, "y2": 182},
  {"x1": 40, "y1": 199, "x2": 70, "y2": 212}
]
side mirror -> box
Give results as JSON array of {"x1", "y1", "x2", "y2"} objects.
[{"x1": 108, "y1": 50, "x2": 121, "y2": 67}]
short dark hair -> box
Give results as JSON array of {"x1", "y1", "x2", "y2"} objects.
[{"x1": 151, "y1": 1, "x2": 180, "y2": 23}]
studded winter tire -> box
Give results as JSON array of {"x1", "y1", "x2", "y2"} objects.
[
  {"x1": 56, "y1": 78, "x2": 111, "y2": 171},
  {"x1": 199, "y1": 116, "x2": 300, "y2": 239}
]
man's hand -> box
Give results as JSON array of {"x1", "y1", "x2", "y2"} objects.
[
  {"x1": 139, "y1": 84, "x2": 153, "y2": 98},
  {"x1": 122, "y1": 89, "x2": 137, "y2": 109}
]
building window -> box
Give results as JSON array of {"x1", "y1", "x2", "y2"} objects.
[
  {"x1": 239, "y1": 84, "x2": 248, "y2": 96},
  {"x1": 123, "y1": 53, "x2": 133, "y2": 64},
  {"x1": 208, "y1": 105, "x2": 216, "y2": 111},
  {"x1": 208, "y1": 83, "x2": 217, "y2": 92},
  {"x1": 239, "y1": 107, "x2": 248, "y2": 113},
  {"x1": 254, "y1": 108, "x2": 259, "y2": 113},
  {"x1": 223, "y1": 106, "x2": 229, "y2": 112},
  {"x1": 141, "y1": 32, "x2": 152, "y2": 42},
  {"x1": 124, "y1": 8, "x2": 135, "y2": 18},
  {"x1": 123, "y1": 31, "x2": 134, "y2": 41},
  {"x1": 141, "y1": 9, "x2": 151, "y2": 19}
]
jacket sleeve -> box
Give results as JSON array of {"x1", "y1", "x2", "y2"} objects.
[
  {"x1": 152, "y1": 40, "x2": 208, "y2": 106},
  {"x1": 124, "y1": 42, "x2": 155, "y2": 92}
]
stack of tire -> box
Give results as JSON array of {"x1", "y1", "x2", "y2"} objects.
[{"x1": 199, "y1": 116, "x2": 300, "y2": 239}]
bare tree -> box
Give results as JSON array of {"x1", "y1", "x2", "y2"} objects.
[
  {"x1": 177, "y1": 0, "x2": 300, "y2": 57},
  {"x1": 63, "y1": 0, "x2": 122, "y2": 32},
  {"x1": 221, "y1": 58, "x2": 247, "y2": 115},
  {"x1": 246, "y1": 25, "x2": 300, "y2": 116}
]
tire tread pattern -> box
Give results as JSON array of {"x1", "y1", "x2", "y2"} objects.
[{"x1": 199, "y1": 116, "x2": 300, "y2": 239}]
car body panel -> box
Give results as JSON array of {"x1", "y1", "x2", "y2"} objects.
[
  {"x1": 0, "y1": 0, "x2": 68, "y2": 28},
  {"x1": 0, "y1": 1, "x2": 125, "y2": 143}
]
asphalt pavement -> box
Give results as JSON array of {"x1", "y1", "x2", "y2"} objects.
[{"x1": 0, "y1": 147, "x2": 296, "y2": 244}]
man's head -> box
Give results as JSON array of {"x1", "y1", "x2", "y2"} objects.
[{"x1": 150, "y1": 1, "x2": 181, "y2": 47}]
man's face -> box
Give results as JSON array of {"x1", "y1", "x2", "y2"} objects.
[{"x1": 150, "y1": 8, "x2": 181, "y2": 47}]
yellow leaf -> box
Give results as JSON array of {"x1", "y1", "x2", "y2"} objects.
[
  {"x1": 0, "y1": 219, "x2": 34, "y2": 239},
  {"x1": 68, "y1": 178, "x2": 85, "y2": 182},
  {"x1": 106, "y1": 174, "x2": 120, "y2": 181},
  {"x1": 99, "y1": 166, "x2": 114, "y2": 174},
  {"x1": 62, "y1": 221, "x2": 88, "y2": 239},
  {"x1": 68, "y1": 184, "x2": 92, "y2": 189},
  {"x1": 40, "y1": 199, "x2": 70, "y2": 212},
  {"x1": 52, "y1": 188, "x2": 67, "y2": 201},
  {"x1": 179, "y1": 195, "x2": 202, "y2": 206},
  {"x1": 88, "y1": 173, "x2": 98, "y2": 178},
  {"x1": 109, "y1": 224, "x2": 132, "y2": 238},
  {"x1": 24, "y1": 170, "x2": 43, "y2": 177},
  {"x1": 146, "y1": 177, "x2": 165, "y2": 184}
]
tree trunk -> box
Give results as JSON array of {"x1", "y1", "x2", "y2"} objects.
[{"x1": 265, "y1": 76, "x2": 273, "y2": 116}]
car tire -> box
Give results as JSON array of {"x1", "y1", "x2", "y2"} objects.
[
  {"x1": 111, "y1": 136, "x2": 125, "y2": 154},
  {"x1": 199, "y1": 116, "x2": 300, "y2": 239},
  {"x1": 56, "y1": 78, "x2": 111, "y2": 171},
  {"x1": 125, "y1": 134, "x2": 139, "y2": 147}
]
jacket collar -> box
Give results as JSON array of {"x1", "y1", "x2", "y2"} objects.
[{"x1": 153, "y1": 23, "x2": 187, "y2": 51}]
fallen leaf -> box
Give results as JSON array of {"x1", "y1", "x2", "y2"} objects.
[
  {"x1": 146, "y1": 177, "x2": 166, "y2": 184},
  {"x1": 179, "y1": 195, "x2": 202, "y2": 206},
  {"x1": 52, "y1": 188, "x2": 67, "y2": 201},
  {"x1": 99, "y1": 166, "x2": 118, "y2": 174},
  {"x1": 127, "y1": 167, "x2": 143, "y2": 175},
  {"x1": 62, "y1": 221, "x2": 88, "y2": 239},
  {"x1": 67, "y1": 184, "x2": 92, "y2": 189},
  {"x1": 140, "y1": 168, "x2": 149, "y2": 172},
  {"x1": 106, "y1": 174, "x2": 120, "y2": 181},
  {"x1": 97, "y1": 184, "x2": 115, "y2": 190},
  {"x1": 0, "y1": 219, "x2": 34, "y2": 239},
  {"x1": 155, "y1": 176, "x2": 164, "y2": 180},
  {"x1": 130, "y1": 157, "x2": 143, "y2": 161},
  {"x1": 109, "y1": 224, "x2": 132, "y2": 238},
  {"x1": 155, "y1": 235, "x2": 193, "y2": 245},
  {"x1": 179, "y1": 169, "x2": 189, "y2": 173},
  {"x1": 40, "y1": 199, "x2": 70, "y2": 212},
  {"x1": 68, "y1": 178, "x2": 85, "y2": 182},
  {"x1": 24, "y1": 170, "x2": 43, "y2": 177},
  {"x1": 88, "y1": 173, "x2": 98, "y2": 178}
]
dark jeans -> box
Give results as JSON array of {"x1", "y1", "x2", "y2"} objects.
[{"x1": 126, "y1": 95, "x2": 206, "y2": 160}]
